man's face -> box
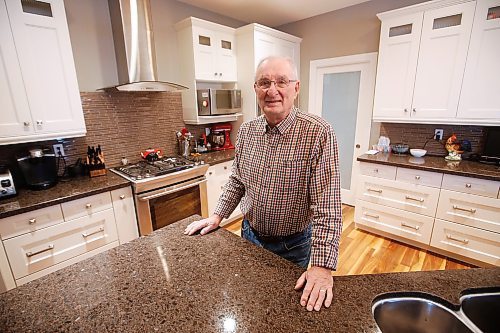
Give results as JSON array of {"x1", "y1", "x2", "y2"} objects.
[{"x1": 254, "y1": 58, "x2": 300, "y2": 122}]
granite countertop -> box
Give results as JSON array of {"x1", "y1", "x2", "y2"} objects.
[
  {"x1": 193, "y1": 149, "x2": 235, "y2": 166},
  {"x1": 0, "y1": 172, "x2": 130, "y2": 219},
  {"x1": 358, "y1": 153, "x2": 500, "y2": 181},
  {"x1": 1, "y1": 215, "x2": 498, "y2": 332}
]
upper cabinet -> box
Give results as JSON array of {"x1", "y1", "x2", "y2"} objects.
[
  {"x1": 236, "y1": 24, "x2": 301, "y2": 123},
  {"x1": 373, "y1": 0, "x2": 499, "y2": 125},
  {"x1": 175, "y1": 17, "x2": 241, "y2": 125},
  {"x1": 457, "y1": 0, "x2": 500, "y2": 120},
  {"x1": 0, "y1": 0, "x2": 86, "y2": 144}
]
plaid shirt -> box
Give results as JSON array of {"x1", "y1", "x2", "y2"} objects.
[{"x1": 214, "y1": 107, "x2": 342, "y2": 270}]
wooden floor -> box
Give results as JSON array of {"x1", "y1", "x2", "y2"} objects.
[{"x1": 223, "y1": 205, "x2": 475, "y2": 275}]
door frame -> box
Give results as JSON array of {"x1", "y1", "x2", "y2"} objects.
[{"x1": 308, "y1": 52, "x2": 377, "y2": 205}]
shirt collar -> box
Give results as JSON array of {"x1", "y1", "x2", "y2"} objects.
[{"x1": 260, "y1": 107, "x2": 298, "y2": 135}]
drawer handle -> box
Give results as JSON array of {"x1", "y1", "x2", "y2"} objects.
[
  {"x1": 119, "y1": 194, "x2": 125, "y2": 199},
  {"x1": 446, "y1": 234, "x2": 469, "y2": 244},
  {"x1": 26, "y1": 244, "x2": 54, "y2": 257},
  {"x1": 29, "y1": 218, "x2": 36, "y2": 224},
  {"x1": 405, "y1": 195, "x2": 424, "y2": 202},
  {"x1": 452, "y1": 205, "x2": 476, "y2": 213},
  {"x1": 364, "y1": 212, "x2": 379, "y2": 219},
  {"x1": 465, "y1": 183, "x2": 472, "y2": 188},
  {"x1": 85, "y1": 203, "x2": 92, "y2": 209},
  {"x1": 401, "y1": 222, "x2": 420, "y2": 231},
  {"x1": 415, "y1": 175, "x2": 421, "y2": 180},
  {"x1": 373, "y1": 169, "x2": 379, "y2": 173},
  {"x1": 82, "y1": 226, "x2": 105, "y2": 238},
  {"x1": 367, "y1": 188, "x2": 383, "y2": 193}
]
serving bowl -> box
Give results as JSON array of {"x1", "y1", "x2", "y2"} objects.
[
  {"x1": 391, "y1": 143, "x2": 409, "y2": 154},
  {"x1": 410, "y1": 149, "x2": 427, "y2": 157}
]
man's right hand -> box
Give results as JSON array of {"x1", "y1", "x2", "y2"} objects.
[{"x1": 184, "y1": 214, "x2": 222, "y2": 236}]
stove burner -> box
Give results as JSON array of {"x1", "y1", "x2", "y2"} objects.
[{"x1": 115, "y1": 156, "x2": 194, "y2": 180}]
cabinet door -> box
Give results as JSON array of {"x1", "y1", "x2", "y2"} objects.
[
  {"x1": 5, "y1": 0, "x2": 85, "y2": 134},
  {"x1": 193, "y1": 26, "x2": 218, "y2": 81},
  {"x1": 254, "y1": 31, "x2": 276, "y2": 66},
  {"x1": 457, "y1": 0, "x2": 500, "y2": 120},
  {"x1": 372, "y1": 13, "x2": 423, "y2": 120},
  {"x1": 0, "y1": 0, "x2": 33, "y2": 139},
  {"x1": 111, "y1": 187, "x2": 139, "y2": 244},
  {"x1": 217, "y1": 31, "x2": 237, "y2": 82},
  {"x1": 411, "y1": 2, "x2": 475, "y2": 119},
  {"x1": 206, "y1": 165, "x2": 220, "y2": 216}
]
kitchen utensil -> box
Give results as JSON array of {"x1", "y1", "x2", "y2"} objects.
[
  {"x1": 0, "y1": 166, "x2": 16, "y2": 199},
  {"x1": 410, "y1": 149, "x2": 427, "y2": 157},
  {"x1": 391, "y1": 143, "x2": 409, "y2": 154}
]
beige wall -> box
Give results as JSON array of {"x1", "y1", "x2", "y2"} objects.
[
  {"x1": 64, "y1": 0, "x2": 245, "y2": 91},
  {"x1": 277, "y1": 0, "x2": 427, "y2": 111}
]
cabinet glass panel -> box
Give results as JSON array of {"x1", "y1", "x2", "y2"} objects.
[
  {"x1": 487, "y1": 6, "x2": 500, "y2": 20},
  {"x1": 433, "y1": 14, "x2": 462, "y2": 29},
  {"x1": 389, "y1": 24, "x2": 412, "y2": 37},
  {"x1": 221, "y1": 40, "x2": 232, "y2": 50},
  {"x1": 21, "y1": 0, "x2": 52, "y2": 17},
  {"x1": 198, "y1": 35, "x2": 211, "y2": 46}
]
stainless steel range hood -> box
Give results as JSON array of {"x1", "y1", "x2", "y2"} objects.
[{"x1": 101, "y1": 0, "x2": 187, "y2": 92}]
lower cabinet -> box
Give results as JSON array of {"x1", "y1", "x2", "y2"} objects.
[
  {"x1": 0, "y1": 186, "x2": 138, "y2": 291},
  {"x1": 355, "y1": 162, "x2": 500, "y2": 266},
  {"x1": 206, "y1": 160, "x2": 242, "y2": 225}
]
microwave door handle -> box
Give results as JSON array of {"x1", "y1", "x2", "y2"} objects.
[{"x1": 138, "y1": 178, "x2": 207, "y2": 201}]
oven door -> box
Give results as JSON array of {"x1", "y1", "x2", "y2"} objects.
[{"x1": 135, "y1": 176, "x2": 208, "y2": 235}]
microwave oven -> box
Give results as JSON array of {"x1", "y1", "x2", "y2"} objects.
[{"x1": 197, "y1": 89, "x2": 241, "y2": 116}]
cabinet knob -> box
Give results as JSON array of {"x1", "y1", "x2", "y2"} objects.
[
  {"x1": 119, "y1": 194, "x2": 125, "y2": 199},
  {"x1": 85, "y1": 203, "x2": 92, "y2": 209},
  {"x1": 24, "y1": 121, "x2": 30, "y2": 126},
  {"x1": 374, "y1": 169, "x2": 378, "y2": 173},
  {"x1": 209, "y1": 171, "x2": 213, "y2": 175},
  {"x1": 214, "y1": 72, "x2": 218, "y2": 76},
  {"x1": 36, "y1": 120, "x2": 43, "y2": 125},
  {"x1": 355, "y1": 144, "x2": 360, "y2": 148},
  {"x1": 219, "y1": 73, "x2": 222, "y2": 76},
  {"x1": 465, "y1": 183, "x2": 471, "y2": 188},
  {"x1": 412, "y1": 108, "x2": 416, "y2": 113},
  {"x1": 223, "y1": 166, "x2": 228, "y2": 170},
  {"x1": 404, "y1": 108, "x2": 408, "y2": 113},
  {"x1": 29, "y1": 218, "x2": 36, "y2": 224},
  {"x1": 415, "y1": 175, "x2": 421, "y2": 180}
]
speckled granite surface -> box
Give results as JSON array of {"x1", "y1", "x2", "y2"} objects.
[
  {"x1": 0, "y1": 172, "x2": 130, "y2": 219},
  {"x1": 1, "y1": 215, "x2": 498, "y2": 333},
  {"x1": 194, "y1": 149, "x2": 235, "y2": 166},
  {"x1": 358, "y1": 153, "x2": 500, "y2": 181}
]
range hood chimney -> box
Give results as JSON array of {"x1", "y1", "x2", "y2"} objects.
[{"x1": 101, "y1": 0, "x2": 187, "y2": 92}]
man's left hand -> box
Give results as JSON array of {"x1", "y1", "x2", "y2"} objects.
[{"x1": 294, "y1": 266, "x2": 333, "y2": 311}]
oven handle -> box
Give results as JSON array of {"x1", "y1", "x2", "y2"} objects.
[{"x1": 138, "y1": 177, "x2": 206, "y2": 201}]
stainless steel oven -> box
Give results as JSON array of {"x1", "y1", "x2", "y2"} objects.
[{"x1": 111, "y1": 157, "x2": 209, "y2": 235}]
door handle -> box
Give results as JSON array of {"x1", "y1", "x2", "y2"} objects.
[
  {"x1": 446, "y1": 234, "x2": 469, "y2": 244},
  {"x1": 405, "y1": 195, "x2": 424, "y2": 202},
  {"x1": 452, "y1": 205, "x2": 476, "y2": 213},
  {"x1": 401, "y1": 222, "x2": 420, "y2": 230},
  {"x1": 367, "y1": 188, "x2": 382, "y2": 193},
  {"x1": 26, "y1": 244, "x2": 54, "y2": 257},
  {"x1": 82, "y1": 226, "x2": 105, "y2": 238}
]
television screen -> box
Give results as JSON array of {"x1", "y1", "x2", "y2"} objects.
[{"x1": 482, "y1": 127, "x2": 500, "y2": 160}]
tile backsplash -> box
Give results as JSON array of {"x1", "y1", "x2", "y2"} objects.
[
  {"x1": 0, "y1": 92, "x2": 206, "y2": 185},
  {"x1": 379, "y1": 123, "x2": 486, "y2": 156}
]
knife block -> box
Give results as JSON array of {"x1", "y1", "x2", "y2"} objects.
[{"x1": 89, "y1": 168, "x2": 106, "y2": 178}]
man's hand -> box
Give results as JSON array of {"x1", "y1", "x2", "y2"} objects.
[
  {"x1": 184, "y1": 214, "x2": 222, "y2": 236},
  {"x1": 294, "y1": 266, "x2": 333, "y2": 311}
]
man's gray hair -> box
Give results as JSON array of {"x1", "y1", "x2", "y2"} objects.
[{"x1": 254, "y1": 56, "x2": 298, "y2": 81}]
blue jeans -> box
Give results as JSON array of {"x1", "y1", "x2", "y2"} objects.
[{"x1": 241, "y1": 219, "x2": 312, "y2": 269}]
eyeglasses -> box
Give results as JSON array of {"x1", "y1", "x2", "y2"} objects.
[{"x1": 255, "y1": 77, "x2": 297, "y2": 89}]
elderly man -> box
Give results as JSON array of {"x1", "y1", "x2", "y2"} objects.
[{"x1": 185, "y1": 56, "x2": 342, "y2": 312}]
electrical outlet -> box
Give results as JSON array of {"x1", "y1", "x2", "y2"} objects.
[
  {"x1": 53, "y1": 144, "x2": 65, "y2": 156},
  {"x1": 434, "y1": 129, "x2": 444, "y2": 141}
]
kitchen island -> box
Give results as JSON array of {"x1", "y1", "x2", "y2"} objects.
[{"x1": 1, "y1": 216, "x2": 498, "y2": 332}]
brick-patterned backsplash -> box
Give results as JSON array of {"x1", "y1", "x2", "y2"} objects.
[
  {"x1": 0, "y1": 92, "x2": 207, "y2": 185},
  {"x1": 379, "y1": 123, "x2": 487, "y2": 156}
]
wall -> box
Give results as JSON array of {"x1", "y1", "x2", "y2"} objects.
[
  {"x1": 277, "y1": 0, "x2": 427, "y2": 111},
  {"x1": 63, "y1": 0, "x2": 246, "y2": 91}
]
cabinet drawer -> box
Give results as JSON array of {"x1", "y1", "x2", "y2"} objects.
[
  {"x1": 396, "y1": 167, "x2": 443, "y2": 188},
  {"x1": 431, "y1": 219, "x2": 500, "y2": 266},
  {"x1": 441, "y1": 174, "x2": 499, "y2": 198},
  {"x1": 355, "y1": 199, "x2": 434, "y2": 245},
  {"x1": 3, "y1": 209, "x2": 118, "y2": 279},
  {"x1": 436, "y1": 189, "x2": 500, "y2": 233},
  {"x1": 358, "y1": 175, "x2": 440, "y2": 217},
  {"x1": 0, "y1": 205, "x2": 64, "y2": 240},
  {"x1": 359, "y1": 162, "x2": 396, "y2": 180},
  {"x1": 61, "y1": 191, "x2": 112, "y2": 221}
]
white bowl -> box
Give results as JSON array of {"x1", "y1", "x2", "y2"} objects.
[{"x1": 410, "y1": 149, "x2": 427, "y2": 157}]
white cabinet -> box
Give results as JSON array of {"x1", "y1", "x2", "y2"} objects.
[
  {"x1": 175, "y1": 17, "x2": 241, "y2": 125},
  {"x1": 206, "y1": 160, "x2": 241, "y2": 224},
  {"x1": 0, "y1": 187, "x2": 138, "y2": 291},
  {"x1": 355, "y1": 161, "x2": 500, "y2": 266},
  {"x1": 457, "y1": 0, "x2": 500, "y2": 122},
  {"x1": 0, "y1": 0, "x2": 86, "y2": 144},
  {"x1": 236, "y1": 24, "x2": 301, "y2": 123},
  {"x1": 373, "y1": 0, "x2": 497, "y2": 125}
]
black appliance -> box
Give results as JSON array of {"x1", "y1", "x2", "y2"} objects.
[
  {"x1": 0, "y1": 166, "x2": 16, "y2": 199},
  {"x1": 17, "y1": 148, "x2": 58, "y2": 190},
  {"x1": 480, "y1": 127, "x2": 500, "y2": 165}
]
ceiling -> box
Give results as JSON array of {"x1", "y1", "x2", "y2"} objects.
[{"x1": 175, "y1": 0, "x2": 371, "y2": 27}]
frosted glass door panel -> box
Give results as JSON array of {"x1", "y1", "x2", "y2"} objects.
[{"x1": 321, "y1": 72, "x2": 361, "y2": 191}]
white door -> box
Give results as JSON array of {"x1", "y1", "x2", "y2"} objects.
[{"x1": 309, "y1": 53, "x2": 377, "y2": 205}]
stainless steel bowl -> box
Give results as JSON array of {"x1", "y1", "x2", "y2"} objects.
[{"x1": 391, "y1": 143, "x2": 409, "y2": 154}]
